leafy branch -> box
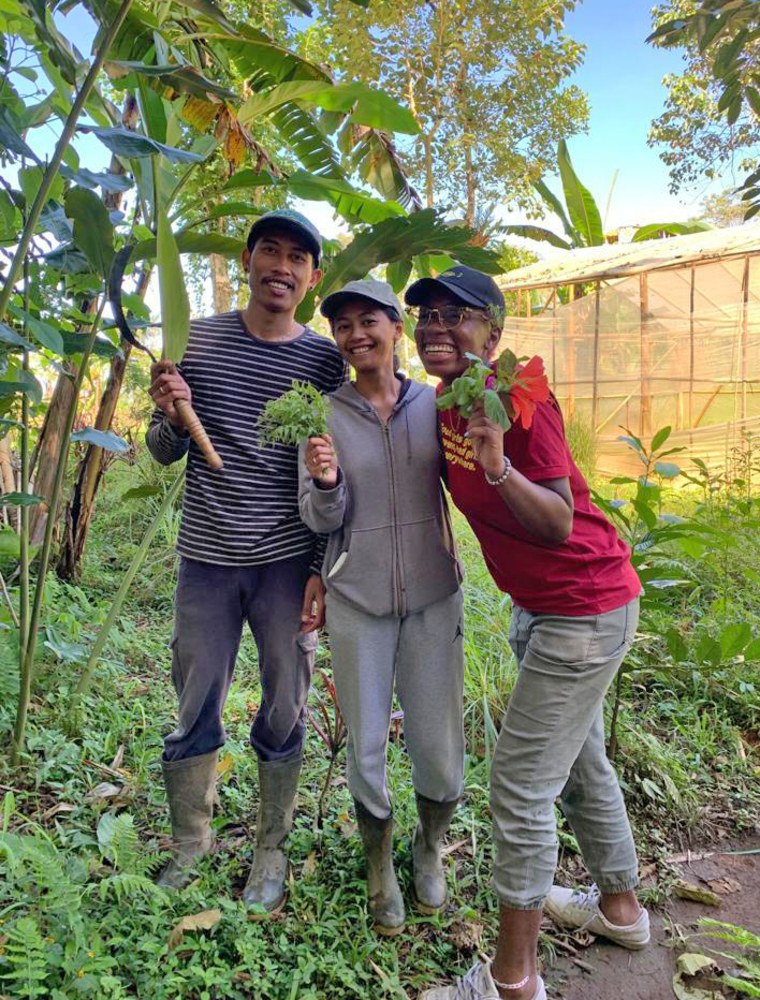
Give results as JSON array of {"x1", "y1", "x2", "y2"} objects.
[{"x1": 257, "y1": 381, "x2": 332, "y2": 447}]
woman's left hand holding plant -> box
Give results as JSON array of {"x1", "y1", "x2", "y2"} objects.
[{"x1": 306, "y1": 434, "x2": 338, "y2": 487}]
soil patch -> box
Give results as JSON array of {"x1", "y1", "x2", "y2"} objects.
[{"x1": 547, "y1": 844, "x2": 760, "y2": 1000}]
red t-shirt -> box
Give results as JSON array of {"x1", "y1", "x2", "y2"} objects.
[{"x1": 438, "y1": 391, "x2": 641, "y2": 616}]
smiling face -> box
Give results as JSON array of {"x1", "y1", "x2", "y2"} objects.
[
  {"x1": 331, "y1": 297, "x2": 402, "y2": 375},
  {"x1": 242, "y1": 226, "x2": 322, "y2": 315},
  {"x1": 414, "y1": 290, "x2": 501, "y2": 384}
]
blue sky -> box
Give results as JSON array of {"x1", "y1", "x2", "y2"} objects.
[
  {"x1": 27, "y1": 1, "x2": 737, "y2": 237},
  {"x1": 554, "y1": 0, "x2": 718, "y2": 229}
]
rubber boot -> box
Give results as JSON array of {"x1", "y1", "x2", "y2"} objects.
[
  {"x1": 354, "y1": 800, "x2": 405, "y2": 936},
  {"x1": 243, "y1": 755, "x2": 301, "y2": 916},
  {"x1": 412, "y1": 793, "x2": 459, "y2": 914},
  {"x1": 157, "y1": 750, "x2": 218, "y2": 889}
]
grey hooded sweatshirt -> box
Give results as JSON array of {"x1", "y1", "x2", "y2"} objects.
[{"x1": 299, "y1": 378, "x2": 460, "y2": 618}]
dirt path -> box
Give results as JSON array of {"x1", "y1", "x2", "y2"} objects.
[{"x1": 547, "y1": 845, "x2": 760, "y2": 1000}]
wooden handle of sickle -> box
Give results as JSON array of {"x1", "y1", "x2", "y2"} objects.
[{"x1": 174, "y1": 398, "x2": 223, "y2": 470}]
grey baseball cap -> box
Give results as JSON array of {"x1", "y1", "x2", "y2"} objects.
[
  {"x1": 246, "y1": 208, "x2": 322, "y2": 263},
  {"x1": 320, "y1": 278, "x2": 403, "y2": 321}
]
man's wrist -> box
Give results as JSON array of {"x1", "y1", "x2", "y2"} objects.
[{"x1": 166, "y1": 414, "x2": 189, "y2": 436}]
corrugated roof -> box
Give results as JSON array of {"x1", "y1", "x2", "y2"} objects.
[{"x1": 499, "y1": 222, "x2": 760, "y2": 291}]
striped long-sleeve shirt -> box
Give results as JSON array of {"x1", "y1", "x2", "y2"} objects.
[{"x1": 146, "y1": 310, "x2": 346, "y2": 567}]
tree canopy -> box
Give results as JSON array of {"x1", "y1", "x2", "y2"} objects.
[
  {"x1": 648, "y1": 0, "x2": 760, "y2": 198},
  {"x1": 303, "y1": 0, "x2": 589, "y2": 227}
]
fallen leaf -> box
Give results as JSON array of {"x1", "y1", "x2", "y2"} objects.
[
  {"x1": 707, "y1": 877, "x2": 741, "y2": 895},
  {"x1": 109, "y1": 745, "x2": 125, "y2": 771},
  {"x1": 448, "y1": 919, "x2": 483, "y2": 951},
  {"x1": 672, "y1": 974, "x2": 721, "y2": 1000},
  {"x1": 672, "y1": 880, "x2": 721, "y2": 907},
  {"x1": 338, "y1": 811, "x2": 356, "y2": 838},
  {"x1": 672, "y1": 953, "x2": 722, "y2": 1000},
  {"x1": 677, "y1": 953, "x2": 717, "y2": 977},
  {"x1": 570, "y1": 929, "x2": 595, "y2": 948},
  {"x1": 301, "y1": 851, "x2": 317, "y2": 878},
  {"x1": 86, "y1": 782, "x2": 123, "y2": 800},
  {"x1": 168, "y1": 908, "x2": 222, "y2": 949},
  {"x1": 216, "y1": 754, "x2": 234, "y2": 780},
  {"x1": 40, "y1": 802, "x2": 76, "y2": 821},
  {"x1": 442, "y1": 838, "x2": 470, "y2": 857}
]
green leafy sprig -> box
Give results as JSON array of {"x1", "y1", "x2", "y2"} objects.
[
  {"x1": 257, "y1": 380, "x2": 332, "y2": 447},
  {"x1": 436, "y1": 349, "x2": 522, "y2": 430}
]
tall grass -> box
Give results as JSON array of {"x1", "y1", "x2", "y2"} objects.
[{"x1": 565, "y1": 413, "x2": 598, "y2": 481}]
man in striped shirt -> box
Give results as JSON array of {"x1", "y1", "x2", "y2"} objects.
[{"x1": 146, "y1": 209, "x2": 346, "y2": 912}]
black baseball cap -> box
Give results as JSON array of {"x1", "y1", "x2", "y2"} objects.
[
  {"x1": 320, "y1": 278, "x2": 402, "y2": 321},
  {"x1": 405, "y1": 264, "x2": 505, "y2": 321},
  {"x1": 246, "y1": 208, "x2": 322, "y2": 264}
]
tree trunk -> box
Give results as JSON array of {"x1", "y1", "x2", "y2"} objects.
[
  {"x1": 210, "y1": 252, "x2": 233, "y2": 313},
  {"x1": 56, "y1": 264, "x2": 150, "y2": 580},
  {"x1": 464, "y1": 142, "x2": 476, "y2": 228},
  {"x1": 56, "y1": 342, "x2": 132, "y2": 581},
  {"x1": 0, "y1": 434, "x2": 16, "y2": 527},
  {"x1": 424, "y1": 134, "x2": 435, "y2": 209},
  {"x1": 28, "y1": 362, "x2": 77, "y2": 548}
]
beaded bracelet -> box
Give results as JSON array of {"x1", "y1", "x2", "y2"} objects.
[{"x1": 485, "y1": 455, "x2": 512, "y2": 487}]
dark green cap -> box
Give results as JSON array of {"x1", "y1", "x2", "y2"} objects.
[{"x1": 320, "y1": 278, "x2": 403, "y2": 321}]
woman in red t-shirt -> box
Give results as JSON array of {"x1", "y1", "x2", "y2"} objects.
[{"x1": 407, "y1": 266, "x2": 647, "y2": 1000}]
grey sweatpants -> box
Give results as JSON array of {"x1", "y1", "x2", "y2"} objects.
[
  {"x1": 326, "y1": 590, "x2": 465, "y2": 818},
  {"x1": 491, "y1": 597, "x2": 641, "y2": 909},
  {"x1": 163, "y1": 554, "x2": 317, "y2": 764}
]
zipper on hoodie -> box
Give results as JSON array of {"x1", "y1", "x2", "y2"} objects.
[{"x1": 381, "y1": 418, "x2": 406, "y2": 617}]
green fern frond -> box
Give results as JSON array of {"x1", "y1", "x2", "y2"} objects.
[
  {"x1": 97, "y1": 813, "x2": 147, "y2": 875},
  {"x1": 0, "y1": 916, "x2": 50, "y2": 998},
  {"x1": 0, "y1": 832, "x2": 84, "y2": 920},
  {"x1": 95, "y1": 872, "x2": 168, "y2": 904},
  {"x1": 20, "y1": 838, "x2": 83, "y2": 915}
]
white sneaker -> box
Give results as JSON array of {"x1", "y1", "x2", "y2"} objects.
[
  {"x1": 544, "y1": 884, "x2": 650, "y2": 950},
  {"x1": 418, "y1": 961, "x2": 546, "y2": 1000}
]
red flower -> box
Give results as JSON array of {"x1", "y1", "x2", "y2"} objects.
[{"x1": 507, "y1": 355, "x2": 550, "y2": 430}]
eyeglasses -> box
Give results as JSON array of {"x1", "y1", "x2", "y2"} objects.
[{"x1": 406, "y1": 305, "x2": 489, "y2": 330}]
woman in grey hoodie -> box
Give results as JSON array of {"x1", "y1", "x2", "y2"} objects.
[{"x1": 299, "y1": 278, "x2": 465, "y2": 936}]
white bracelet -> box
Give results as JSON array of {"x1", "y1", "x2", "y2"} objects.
[{"x1": 485, "y1": 455, "x2": 512, "y2": 486}]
